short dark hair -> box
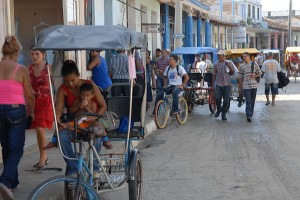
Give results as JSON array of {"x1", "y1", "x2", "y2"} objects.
[
  {"x1": 242, "y1": 52, "x2": 250, "y2": 57},
  {"x1": 170, "y1": 54, "x2": 179, "y2": 62},
  {"x1": 80, "y1": 83, "x2": 94, "y2": 93},
  {"x1": 61, "y1": 60, "x2": 80, "y2": 77},
  {"x1": 156, "y1": 48, "x2": 161, "y2": 52}
]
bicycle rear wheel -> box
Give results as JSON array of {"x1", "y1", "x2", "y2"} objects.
[
  {"x1": 154, "y1": 99, "x2": 169, "y2": 129},
  {"x1": 128, "y1": 153, "x2": 142, "y2": 200},
  {"x1": 176, "y1": 97, "x2": 188, "y2": 124},
  {"x1": 28, "y1": 175, "x2": 100, "y2": 200},
  {"x1": 209, "y1": 92, "x2": 216, "y2": 113}
]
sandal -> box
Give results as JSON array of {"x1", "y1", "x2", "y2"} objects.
[
  {"x1": 103, "y1": 141, "x2": 113, "y2": 149},
  {"x1": 33, "y1": 158, "x2": 49, "y2": 169},
  {"x1": 43, "y1": 142, "x2": 57, "y2": 150}
]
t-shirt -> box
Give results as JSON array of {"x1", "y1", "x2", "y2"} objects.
[
  {"x1": 92, "y1": 56, "x2": 112, "y2": 90},
  {"x1": 261, "y1": 59, "x2": 281, "y2": 84},
  {"x1": 164, "y1": 65, "x2": 187, "y2": 86}
]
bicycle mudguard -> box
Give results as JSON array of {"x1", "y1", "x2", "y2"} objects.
[{"x1": 128, "y1": 148, "x2": 140, "y2": 181}]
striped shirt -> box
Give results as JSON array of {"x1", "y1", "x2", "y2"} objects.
[
  {"x1": 213, "y1": 60, "x2": 234, "y2": 86},
  {"x1": 110, "y1": 53, "x2": 129, "y2": 79},
  {"x1": 239, "y1": 61, "x2": 262, "y2": 89},
  {"x1": 156, "y1": 56, "x2": 169, "y2": 77}
]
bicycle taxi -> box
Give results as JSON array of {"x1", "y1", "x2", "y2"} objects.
[
  {"x1": 28, "y1": 25, "x2": 146, "y2": 200},
  {"x1": 284, "y1": 47, "x2": 300, "y2": 82},
  {"x1": 260, "y1": 49, "x2": 281, "y2": 64},
  {"x1": 171, "y1": 47, "x2": 218, "y2": 114},
  {"x1": 225, "y1": 48, "x2": 260, "y2": 108}
]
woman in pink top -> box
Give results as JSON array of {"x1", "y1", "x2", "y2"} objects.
[
  {"x1": 0, "y1": 36, "x2": 34, "y2": 200},
  {"x1": 28, "y1": 48, "x2": 54, "y2": 169}
]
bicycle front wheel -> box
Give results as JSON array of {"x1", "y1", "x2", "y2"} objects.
[
  {"x1": 176, "y1": 97, "x2": 188, "y2": 125},
  {"x1": 154, "y1": 99, "x2": 169, "y2": 129},
  {"x1": 28, "y1": 175, "x2": 100, "y2": 200}
]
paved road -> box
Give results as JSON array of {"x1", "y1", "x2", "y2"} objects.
[{"x1": 2, "y1": 79, "x2": 300, "y2": 199}]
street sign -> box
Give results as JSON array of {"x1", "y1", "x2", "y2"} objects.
[
  {"x1": 228, "y1": 27, "x2": 246, "y2": 43},
  {"x1": 173, "y1": 33, "x2": 184, "y2": 38},
  {"x1": 141, "y1": 23, "x2": 164, "y2": 33}
]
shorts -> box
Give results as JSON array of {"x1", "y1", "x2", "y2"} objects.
[{"x1": 265, "y1": 83, "x2": 278, "y2": 95}]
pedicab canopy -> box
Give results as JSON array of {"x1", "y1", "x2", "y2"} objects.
[
  {"x1": 171, "y1": 47, "x2": 218, "y2": 55},
  {"x1": 225, "y1": 48, "x2": 260, "y2": 56},
  {"x1": 285, "y1": 47, "x2": 300, "y2": 53},
  {"x1": 33, "y1": 24, "x2": 147, "y2": 50}
]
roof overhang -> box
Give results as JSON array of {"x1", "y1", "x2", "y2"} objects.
[{"x1": 246, "y1": 26, "x2": 279, "y2": 33}]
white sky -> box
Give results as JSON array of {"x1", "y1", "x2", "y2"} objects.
[{"x1": 261, "y1": 0, "x2": 300, "y2": 11}]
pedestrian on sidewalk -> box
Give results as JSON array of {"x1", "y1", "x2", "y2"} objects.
[
  {"x1": 0, "y1": 36, "x2": 35, "y2": 200},
  {"x1": 261, "y1": 52, "x2": 282, "y2": 106},
  {"x1": 239, "y1": 52, "x2": 262, "y2": 122},
  {"x1": 28, "y1": 47, "x2": 54, "y2": 169},
  {"x1": 212, "y1": 50, "x2": 235, "y2": 121}
]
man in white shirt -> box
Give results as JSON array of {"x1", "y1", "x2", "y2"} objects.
[
  {"x1": 154, "y1": 54, "x2": 189, "y2": 115},
  {"x1": 261, "y1": 52, "x2": 281, "y2": 106}
]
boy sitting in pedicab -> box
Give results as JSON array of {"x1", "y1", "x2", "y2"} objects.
[
  {"x1": 67, "y1": 82, "x2": 113, "y2": 149},
  {"x1": 44, "y1": 83, "x2": 113, "y2": 150}
]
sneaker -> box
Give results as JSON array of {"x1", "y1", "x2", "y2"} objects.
[
  {"x1": 238, "y1": 102, "x2": 242, "y2": 107},
  {"x1": 215, "y1": 111, "x2": 221, "y2": 118},
  {"x1": 0, "y1": 183, "x2": 14, "y2": 200},
  {"x1": 222, "y1": 115, "x2": 227, "y2": 121},
  {"x1": 247, "y1": 118, "x2": 252, "y2": 122},
  {"x1": 172, "y1": 111, "x2": 179, "y2": 116},
  {"x1": 265, "y1": 101, "x2": 270, "y2": 106},
  {"x1": 271, "y1": 102, "x2": 275, "y2": 106},
  {"x1": 103, "y1": 141, "x2": 113, "y2": 149}
]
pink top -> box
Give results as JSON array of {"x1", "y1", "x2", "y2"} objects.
[{"x1": 0, "y1": 64, "x2": 25, "y2": 105}]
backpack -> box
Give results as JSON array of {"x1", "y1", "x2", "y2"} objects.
[
  {"x1": 251, "y1": 61, "x2": 260, "y2": 83},
  {"x1": 277, "y1": 71, "x2": 290, "y2": 89},
  {"x1": 166, "y1": 65, "x2": 181, "y2": 77}
]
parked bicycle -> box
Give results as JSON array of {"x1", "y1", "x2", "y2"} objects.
[{"x1": 154, "y1": 86, "x2": 188, "y2": 129}]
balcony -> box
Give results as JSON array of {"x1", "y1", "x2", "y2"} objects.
[{"x1": 209, "y1": 9, "x2": 243, "y2": 24}]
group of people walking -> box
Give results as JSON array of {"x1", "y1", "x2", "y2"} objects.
[{"x1": 212, "y1": 50, "x2": 281, "y2": 122}]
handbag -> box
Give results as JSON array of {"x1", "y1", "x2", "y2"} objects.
[
  {"x1": 99, "y1": 111, "x2": 120, "y2": 131},
  {"x1": 251, "y1": 61, "x2": 260, "y2": 83}
]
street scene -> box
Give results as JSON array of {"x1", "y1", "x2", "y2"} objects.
[
  {"x1": 5, "y1": 80, "x2": 300, "y2": 200},
  {"x1": 1, "y1": 0, "x2": 300, "y2": 200}
]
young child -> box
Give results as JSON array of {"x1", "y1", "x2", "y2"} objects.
[
  {"x1": 45, "y1": 83, "x2": 112, "y2": 150},
  {"x1": 68, "y1": 82, "x2": 113, "y2": 149}
]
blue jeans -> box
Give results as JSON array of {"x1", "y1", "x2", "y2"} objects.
[
  {"x1": 243, "y1": 88, "x2": 257, "y2": 119},
  {"x1": 59, "y1": 129, "x2": 102, "y2": 175},
  {"x1": 146, "y1": 67, "x2": 152, "y2": 102},
  {"x1": 215, "y1": 85, "x2": 231, "y2": 115},
  {"x1": 154, "y1": 76, "x2": 164, "y2": 106},
  {"x1": 156, "y1": 85, "x2": 183, "y2": 112},
  {"x1": 0, "y1": 104, "x2": 26, "y2": 189}
]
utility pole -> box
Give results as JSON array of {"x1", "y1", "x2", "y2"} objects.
[{"x1": 288, "y1": 0, "x2": 292, "y2": 46}]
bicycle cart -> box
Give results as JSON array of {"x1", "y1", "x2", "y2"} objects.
[
  {"x1": 28, "y1": 25, "x2": 147, "y2": 200},
  {"x1": 171, "y1": 47, "x2": 218, "y2": 114},
  {"x1": 284, "y1": 47, "x2": 300, "y2": 82},
  {"x1": 183, "y1": 73, "x2": 216, "y2": 113}
]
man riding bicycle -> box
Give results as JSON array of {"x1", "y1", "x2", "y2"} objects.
[{"x1": 153, "y1": 54, "x2": 189, "y2": 116}]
